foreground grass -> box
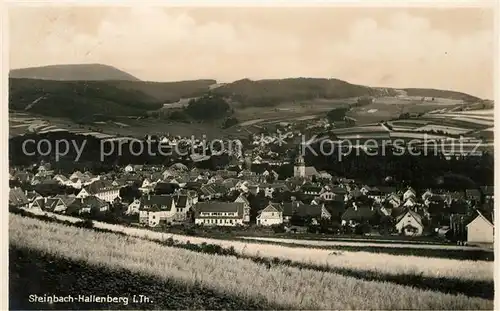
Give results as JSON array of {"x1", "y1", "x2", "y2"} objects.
[
  {"x1": 10, "y1": 215, "x2": 493, "y2": 310},
  {"x1": 9, "y1": 210, "x2": 494, "y2": 298},
  {"x1": 14, "y1": 208, "x2": 495, "y2": 283},
  {"x1": 10, "y1": 246, "x2": 273, "y2": 310},
  {"x1": 238, "y1": 237, "x2": 494, "y2": 261}
]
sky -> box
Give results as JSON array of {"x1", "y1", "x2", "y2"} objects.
[{"x1": 8, "y1": 5, "x2": 495, "y2": 99}]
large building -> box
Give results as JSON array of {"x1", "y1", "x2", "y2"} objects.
[{"x1": 194, "y1": 202, "x2": 245, "y2": 226}]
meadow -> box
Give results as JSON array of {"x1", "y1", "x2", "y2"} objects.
[{"x1": 9, "y1": 214, "x2": 493, "y2": 310}]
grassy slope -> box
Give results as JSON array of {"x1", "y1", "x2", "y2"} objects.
[
  {"x1": 9, "y1": 79, "x2": 163, "y2": 121},
  {"x1": 10, "y1": 246, "x2": 272, "y2": 310},
  {"x1": 9, "y1": 214, "x2": 493, "y2": 309},
  {"x1": 8, "y1": 208, "x2": 494, "y2": 299},
  {"x1": 8, "y1": 78, "x2": 217, "y2": 121}
]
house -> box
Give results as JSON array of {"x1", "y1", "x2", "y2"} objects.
[
  {"x1": 341, "y1": 201, "x2": 376, "y2": 227},
  {"x1": 25, "y1": 190, "x2": 43, "y2": 205},
  {"x1": 480, "y1": 186, "x2": 494, "y2": 201},
  {"x1": 421, "y1": 189, "x2": 434, "y2": 201},
  {"x1": 467, "y1": 211, "x2": 494, "y2": 244},
  {"x1": 124, "y1": 164, "x2": 134, "y2": 173},
  {"x1": 319, "y1": 190, "x2": 339, "y2": 201},
  {"x1": 175, "y1": 193, "x2": 196, "y2": 220},
  {"x1": 126, "y1": 198, "x2": 142, "y2": 215},
  {"x1": 256, "y1": 203, "x2": 283, "y2": 226},
  {"x1": 139, "y1": 195, "x2": 177, "y2": 227},
  {"x1": 76, "y1": 180, "x2": 121, "y2": 203},
  {"x1": 194, "y1": 202, "x2": 245, "y2": 226},
  {"x1": 367, "y1": 187, "x2": 385, "y2": 202},
  {"x1": 465, "y1": 189, "x2": 482, "y2": 202},
  {"x1": 9, "y1": 188, "x2": 29, "y2": 208},
  {"x1": 360, "y1": 185, "x2": 372, "y2": 196},
  {"x1": 282, "y1": 201, "x2": 331, "y2": 223},
  {"x1": 386, "y1": 193, "x2": 402, "y2": 208},
  {"x1": 139, "y1": 178, "x2": 157, "y2": 194},
  {"x1": 403, "y1": 187, "x2": 416, "y2": 201},
  {"x1": 234, "y1": 194, "x2": 251, "y2": 222},
  {"x1": 395, "y1": 210, "x2": 424, "y2": 236},
  {"x1": 32, "y1": 197, "x2": 68, "y2": 213},
  {"x1": 53, "y1": 174, "x2": 70, "y2": 186},
  {"x1": 301, "y1": 184, "x2": 323, "y2": 196},
  {"x1": 403, "y1": 197, "x2": 417, "y2": 208}
]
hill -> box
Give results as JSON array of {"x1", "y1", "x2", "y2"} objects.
[
  {"x1": 402, "y1": 88, "x2": 481, "y2": 102},
  {"x1": 212, "y1": 78, "x2": 396, "y2": 106},
  {"x1": 8, "y1": 73, "x2": 485, "y2": 123},
  {"x1": 106, "y1": 79, "x2": 217, "y2": 103},
  {"x1": 9, "y1": 78, "x2": 163, "y2": 122},
  {"x1": 9, "y1": 64, "x2": 141, "y2": 81}
]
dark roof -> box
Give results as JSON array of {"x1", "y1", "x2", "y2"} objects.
[
  {"x1": 330, "y1": 186, "x2": 347, "y2": 194},
  {"x1": 34, "y1": 198, "x2": 62, "y2": 211},
  {"x1": 9, "y1": 188, "x2": 29, "y2": 206},
  {"x1": 85, "y1": 180, "x2": 116, "y2": 194},
  {"x1": 185, "y1": 182, "x2": 202, "y2": 190},
  {"x1": 25, "y1": 190, "x2": 41, "y2": 201},
  {"x1": 395, "y1": 210, "x2": 423, "y2": 228},
  {"x1": 54, "y1": 194, "x2": 77, "y2": 207},
  {"x1": 258, "y1": 203, "x2": 282, "y2": 214},
  {"x1": 176, "y1": 195, "x2": 188, "y2": 208},
  {"x1": 465, "y1": 189, "x2": 482, "y2": 198},
  {"x1": 377, "y1": 186, "x2": 396, "y2": 194},
  {"x1": 341, "y1": 204, "x2": 375, "y2": 221},
  {"x1": 282, "y1": 202, "x2": 324, "y2": 218},
  {"x1": 301, "y1": 186, "x2": 323, "y2": 193},
  {"x1": 141, "y1": 195, "x2": 175, "y2": 211}
]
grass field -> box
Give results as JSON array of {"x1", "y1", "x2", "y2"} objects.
[
  {"x1": 9, "y1": 214, "x2": 493, "y2": 309},
  {"x1": 10, "y1": 246, "x2": 272, "y2": 310}
]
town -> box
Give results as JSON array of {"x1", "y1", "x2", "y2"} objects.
[{"x1": 9, "y1": 137, "x2": 494, "y2": 245}]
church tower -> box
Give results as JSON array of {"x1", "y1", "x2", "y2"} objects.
[{"x1": 294, "y1": 154, "x2": 306, "y2": 177}]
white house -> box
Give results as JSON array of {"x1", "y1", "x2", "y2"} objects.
[
  {"x1": 76, "y1": 180, "x2": 120, "y2": 203},
  {"x1": 403, "y1": 197, "x2": 417, "y2": 208},
  {"x1": 194, "y1": 202, "x2": 245, "y2": 226},
  {"x1": 403, "y1": 188, "x2": 416, "y2": 202},
  {"x1": 138, "y1": 195, "x2": 177, "y2": 227},
  {"x1": 126, "y1": 198, "x2": 142, "y2": 215},
  {"x1": 467, "y1": 211, "x2": 494, "y2": 244},
  {"x1": 256, "y1": 203, "x2": 283, "y2": 226},
  {"x1": 395, "y1": 210, "x2": 424, "y2": 236},
  {"x1": 124, "y1": 164, "x2": 134, "y2": 173}
]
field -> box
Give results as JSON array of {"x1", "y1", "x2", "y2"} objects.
[
  {"x1": 9, "y1": 112, "x2": 245, "y2": 140},
  {"x1": 9, "y1": 211, "x2": 494, "y2": 309}
]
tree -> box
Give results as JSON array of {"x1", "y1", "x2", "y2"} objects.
[{"x1": 222, "y1": 117, "x2": 239, "y2": 129}]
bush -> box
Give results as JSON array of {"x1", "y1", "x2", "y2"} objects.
[
  {"x1": 355, "y1": 223, "x2": 372, "y2": 235},
  {"x1": 75, "y1": 219, "x2": 94, "y2": 229},
  {"x1": 271, "y1": 224, "x2": 286, "y2": 233}
]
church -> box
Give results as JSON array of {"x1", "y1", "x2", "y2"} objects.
[{"x1": 293, "y1": 155, "x2": 319, "y2": 179}]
